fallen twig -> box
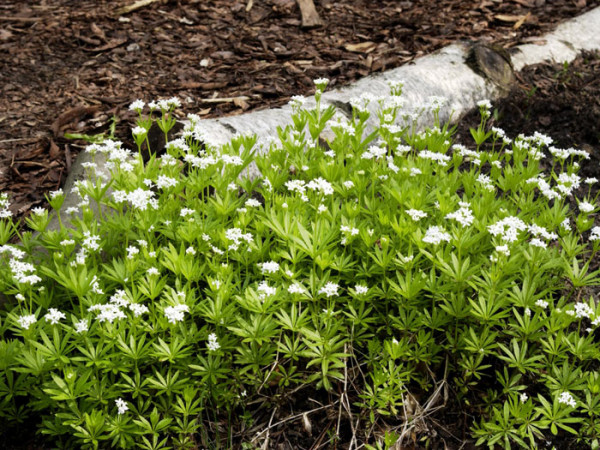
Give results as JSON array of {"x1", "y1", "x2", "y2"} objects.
[
  {"x1": 199, "y1": 96, "x2": 252, "y2": 104},
  {"x1": 0, "y1": 16, "x2": 42, "y2": 22},
  {"x1": 252, "y1": 402, "x2": 339, "y2": 442}
]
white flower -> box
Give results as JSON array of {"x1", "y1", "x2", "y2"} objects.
[
  {"x1": 487, "y1": 216, "x2": 527, "y2": 243},
  {"x1": 535, "y1": 299, "x2": 548, "y2": 309},
  {"x1": 477, "y1": 99, "x2": 492, "y2": 110},
  {"x1": 245, "y1": 198, "x2": 261, "y2": 208},
  {"x1": 9, "y1": 260, "x2": 41, "y2": 285},
  {"x1": 181, "y1": 208, "x2": 194, "y2": 217},
  {"x1": 289, "y1": 95, "x2": 306, "y2": 109},
  {"x1": 257, "y1": 281, "x2": 276, "y2": 300},
  {"x1": 288, "y1": 283, "x2": 305, "y2": 294},
  {"x1": 115, "y1": 398, "x2": 128, "y2": 415},
  {"x1": 579, "y1": 201, "x2": 595, "y2": 213},
  {"x1": 221, "y1": 154, "x2": 244, "y2": 166},
  {"x1": 155, "y1": 175, "x2": 178, "y2": 189},
  {"x1": 132, "y1": 126, "x2": 147, "y2": 137},
  {"x1": 91, "y1": 276, "x2": 103, "y2": 295},
  {"x1": 74, "y1": 319, "x2": 89, "y2": 334},
  {"x1": 343, "y1": 180, "x2": 354, "y2": 189},
  {"x1": 258, "y1": 261, "x2": 280, "y2": 274},
  {"x1": 83, "y1": 231, "x2": 101, "y2": 251},
  {"x1": 319, "y1": 282, "x2": 339, "y2": 297},
  {"x1": 167, "y1": 97, "x2": 181, "y2": 108},
  {"x1": 164, "y1": 304, "x2": 189, "y2": 324},
  {"x1": 340, "y1": 225, "x2": 359, "y2": 236},
  {"x1": 225, "y1": 228, "x2": 253, "y2": 250},
  {"x1": 558, "y1": 391, "x2": 576, "y2": 408},
  {"x1": 422, "y1": 226, "x2": 451, "y2": 245},
  {"x1": 313, "y1": 78, "x2": 329, "y2": 89},
  {"x1": 89, "y1": 304, "x2": 126, "y2": 324},
  {"x1": 207, "y1": 333, "x2": 220, "y2": 352},
  {"x1": 445, "y1": 202, "x2": 474, "y2": 227},
  {"x1": 147, "y1": 267, "x2": 160, "y2": 276},
  {"x1": 530, "y1": 238, "x2": 547, "y2": 249},
  {"x1": 211, "y1": 245, "x2": 224, "y2": 255},
  {"x1": 17, "y1": 314, "x2": 37, "y2": 330},
  {"x1": 354, "y1": 284, "x2": 368, "y2": 295},
  {"x1": 520, "y1": 393, "x2": 528, "y2": 403},
  {"x1": 419, "y1": 150, "x2": 451, "y2": 166},
  {"x1": 495, "y1": 245, "x2": 510, "y2": 256},
  {"x1": 0, "y1": 193, "x2": 12, "y2": 218},
  {"x1": 306, "y1": 178, "x2": 334, "y2": 196},
  {"x1": 186, "y1": 246, "x2": 196, "y2": 256},
  {"x1": 362, "y1": 145, "x2": 387, "y2": 160},
  {"x1": 406, "y1": 209, "x2": 427, "y2": 221},
  {"x1": 50, "y1": 189, "x2": 64, "y2": 199},
  {"x1": 129, "y1": 303, "x2": 149, "y2": 317},
  {"x1": 129, "y1": 99, "x2": 145, "y2": 112},
  {"x1": 126, "y1": 246, "x2": 139, "y2": 259},
  {"x1": 574, "y1": 302, "x2": 594, "y2": 319},
  {"x1": 476, "y1": 174, "x2": 495, "y2": 191},
  {"x1": 127, "y1": 188, "x2": 157, "y2": 211}
]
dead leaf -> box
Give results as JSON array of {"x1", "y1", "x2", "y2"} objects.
[
  {"x1": 344, "y1": 41, "x2": 377, "y2": 53},
  {"x1": 513, "y1": 12, "x2": 531, "y2": 29},
  {"x1": 511, "y1": 0, "x2": 534, "y2": 6},
  {"x1": 90, "y1": 23, "x2": 106, "y2": 41},
  {"x1": 49, "y1": 140, "x2": 60, "y2": 159},
  {"x1": 0, "y1": 29, "x2": 13, "y2": 41},
  {"x1": 115, "y1": 0, "x2": 161, "y2": 15},
  {"x1": 233, "y1": 97, "x2": 250, "y2": 110}
]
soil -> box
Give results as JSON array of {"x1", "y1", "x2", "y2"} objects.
[
  {"x1": 1, "y1": 0, "x2": 599, "y2": 222},
  {"x1": 1, "y1": 1, "x2": 600, "y2": 449}
]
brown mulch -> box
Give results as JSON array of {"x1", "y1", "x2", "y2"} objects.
[{"x1": 0, "y1": 0, "x2": 598, "y2": 222}]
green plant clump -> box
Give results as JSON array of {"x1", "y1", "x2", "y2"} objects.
[{"x1": 1, "y1": 81, "x2": 600, "y2": 449}]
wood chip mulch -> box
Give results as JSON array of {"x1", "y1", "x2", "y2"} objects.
[{"x1": 0, "y1": 0, "x2": 598, "y2": 221}]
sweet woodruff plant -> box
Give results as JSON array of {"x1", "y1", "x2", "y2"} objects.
[{"x1": 1, "y1": 80, "x2": 600, "y2": 449}]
